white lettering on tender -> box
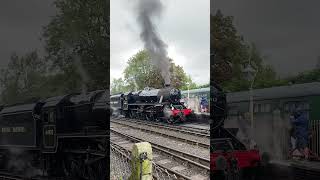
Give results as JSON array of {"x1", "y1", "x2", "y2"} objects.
[
  {"x1": 1, "y1": 127, "x2": 11, "y2": 133},
  {"x1": 1, "y1": 127, "x2": 25, "y2": 133},
  {"x1": 45, "y1": 129, "x2": 54, "y2": 135},
  {"x1": 12, "y1": 127, "x2": 25, "y2": 132}
]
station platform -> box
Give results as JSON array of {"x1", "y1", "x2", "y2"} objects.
[
  {"x1": 191, "y1": 112, "x2": 210, "y2": 124},
  {"x1": 266, "y1": 159, "x2": 320, "y2": 180},
  {"x1": 291, "y1": 160, "x2": 320, "y2": 180},
  {"x1": 181, "y1": 123, "x2": 209, "y2": 130}
]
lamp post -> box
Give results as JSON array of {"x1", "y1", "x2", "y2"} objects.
[
  {"x1": 242, "y1": 49, "x2": 258, "y2": 146},
  {"x1": 186, "y1": 82, "x2": 190, "y2": 108}
]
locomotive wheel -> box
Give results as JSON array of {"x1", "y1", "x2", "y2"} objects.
[
  {"x1": 166, "y1": 116, "x2": 176, "y2": 124},
  {"x1": 63, "y1": 158, "x2": 107, "y2": 180},
  {"x1": 129, "y1": 111, "x2": 135, "y2": 119},
  {"x1": 154, "y1": 116, "x2": 161, "y2": 122},
  {"x1": 85, "y1": 159, "x2": 107, "y2": 180},
  {"x1": 63, "y1": 158, "x2": 82, "y2": 178},
  {"x1": 145, "y1": 114, "x2": 150, "y2": 121},
  {"x1": 178, "y1": 112, "x2": 186, "y2": 122},
  {"x1": 145, "y1": 113, "x2": 154, "y2": 121}
]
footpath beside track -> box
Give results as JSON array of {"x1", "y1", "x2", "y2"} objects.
[{"x1": 110, "y1": 129, "x2": 210, "y2": 180}]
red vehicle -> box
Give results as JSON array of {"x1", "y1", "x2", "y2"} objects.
[
  {"x1": 211, "y1": 137, "x2": 261, "y2": 179},
  {"x1": 211, "y1": 83, "x2": 262, "y2": 179},
  {"x1": 170, "y1": 104, "x2": 193, "y2": 122}
]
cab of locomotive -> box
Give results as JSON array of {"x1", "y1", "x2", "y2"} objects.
[
  {"x1": 41, "y1": 95, "x2": 72, "y2": 151},
  {"x1": 211, "y1": 84, "x2": 227, "y2": 125}
]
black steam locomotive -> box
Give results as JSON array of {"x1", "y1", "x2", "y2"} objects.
[
  {"x1": 0, "y1": 90, "x2": 109, "y2": 179},
  {"x1": 110, "y1": 85, "x2": 193, "y2": 123}
]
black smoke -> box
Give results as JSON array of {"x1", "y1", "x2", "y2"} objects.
[{"x1": 136, "y1": 0, "x2": 171, "y2": 85}]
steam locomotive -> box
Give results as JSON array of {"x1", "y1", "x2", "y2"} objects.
[
  {"x1": 110, "y1": 85, "x2": 193, "y2": 123},
  {"x1": 211, "y1": 82, "x2": 261, "y2": 179},
  {"x1": 0, "y1": 90, "x2": 109, "y2": 179}
]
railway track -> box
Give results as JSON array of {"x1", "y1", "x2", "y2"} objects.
[
  {"x1": 0, "y1": 171, "x2": 76, "y2": 180},
  {"x1": 0, "y1": 171, "x2": 43, "y2": 180},
  {"x1": 111, "y1": 121, "x2": 209, "y2": 160},
  {"x1": 110, "y1": 129, "x2": 210, "y2": 180},
  {"x1": 291, "y1": 161, "x2": 320, "y2": 180},
  {"x1": 0, "y1": 172, "x2": 23, "y2": 180},
  {"x1": 112, "y1": 117, "x2": 210, "y2": 137},
  {"x1": 111, "y1": 119, "x2": 210, "y2": 149}
]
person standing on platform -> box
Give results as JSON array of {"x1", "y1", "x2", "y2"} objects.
[
  {"x1": 200, "y1": 96, "x2": 208, "y2": 113},
  {"x1": 290, "y1": 108, "x2": 310, "y2": 159}
]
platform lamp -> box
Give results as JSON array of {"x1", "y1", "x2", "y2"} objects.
[
  {"x1": 186, "y1": 82, "x2": 190, "y2": 108},
  {"x1": 242, "y1": 49, "x2": 258, "y2": 146}
]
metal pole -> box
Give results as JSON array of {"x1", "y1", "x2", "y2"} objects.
[
  {"x1": 187, "y1": 85, "x2": 190, "y2": 101},
  {"x1": 187, "y1": 85, "x2": 190, "y2": 109},
  {"x1": 250, "y1": 71, "x2": 257, "y2": 147},
  {"x1": 250, "y1": 87, "x2": 254, "y2": 137}
]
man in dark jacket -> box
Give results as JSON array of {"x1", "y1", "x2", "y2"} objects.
[
  {"x1": 200, "y1": 96, "x2": 208, "y2": 112},
  {"x1": 290, "y1": 109, "x2": 309, "y2": 159}
]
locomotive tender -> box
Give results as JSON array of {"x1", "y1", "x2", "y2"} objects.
[
  {"x1": 0, "y1": 90, "x2": 109, "y2": 179},
  {"x1": 110, "y1": 85, "x2": 193, "y2": 123}
]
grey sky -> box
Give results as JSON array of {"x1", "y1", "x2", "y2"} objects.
[
  {"x1": 212, "y1": 0, "x2": 320, "y2": 77},
  {"x1": 0, "y1": 0, "x2": 55, "y2": 69},
  {"x1": 111, "y1": 0, "x2": 210, "y2": 85}
]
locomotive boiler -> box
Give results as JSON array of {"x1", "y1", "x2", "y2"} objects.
[
  {"x1": 0, "y1": 90, "x2": 109, "y2": 179},
  {"x1": 110, "y1": 85, "x2": 193, "y2": 123}
]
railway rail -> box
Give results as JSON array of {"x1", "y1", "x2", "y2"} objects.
[
  {"x1": 111, "y1": 119, "x2": 209, "y2": 149},
  {"x1": 0, "y1": 171, "x2": 44, "y2": 180},
  {"x1": 111, "y1": 121, "x2": 209, "y2": 160},
  {"x1": 112, "y1": 117, "x2": 210, "y2": 137},
  {"x1": 0, "y1": 171, "x2": 77, "y2": 180},
  {"x1": 291, "y1": 161, "x2": 320, "y2": 180},
  {"x1": 110, "y1": 129, "x2": 210, "y2": 180},
  {"x1": 0, "y1": 172, "x2": 24, "y2": 180}
]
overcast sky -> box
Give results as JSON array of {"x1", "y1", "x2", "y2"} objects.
[
  {"x1": 212, "y1": 0, "x2": 320, "y2": 77},
  {"x1": 0, "y1": 0, "x2": 55, "y2": 69},
  {"x1": 111, "y1": 0, "x2": 210, "y2": 85}
]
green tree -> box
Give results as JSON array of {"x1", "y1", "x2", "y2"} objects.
[
  {"x1": 114, "y1": 50, "x2": 196, "y2": 91},
  {"x1": 0, "y1": 51, "x2": 47, "y2": 104},
  {"x1": 43, "y1": 0, "x2": 109, "y2": 91},
  {"x1": 211, "y1": 10, "x2": 280, "y2": 92},
  {"x1": 111, "y1": 78, "x2": 129, "y2": 94},
  {"x1": 0, "y1": 0, "x2": 110, "y2": 104},
  {"x1": 286, "y1": 69, "x2": 320, "y2": 84}
]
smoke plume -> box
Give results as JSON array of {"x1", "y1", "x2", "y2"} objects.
[
  {"x1": 73, "y1": 54, "x2": 90, "y2": 94},
  {"x1": 62, "y1": 42, "x2": 90, "y2": 94},
  {"x1": 136, "y1": 0, "x2": 171, "y2": 85}
]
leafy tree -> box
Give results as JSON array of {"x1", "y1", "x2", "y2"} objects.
[
  {"x1": 0, "y1": 0, "x2": 110, "y2": 104},
  {"x1": 111, "y1": 78, "x2": 130, "y2": 94},
  {"x1": 211, "y1": 10, "x2": 242, "y2": 84},
  {"x1": 211, "y1": 10, "x2": 281, "y2": 92},
  {"x1": 0, "y1": 51, "x2": 47, "y2": 104},
  {"x1": 197, "y1": 83, "x2": 210, "y2": 89},
  {"x1": 43, "y1": 0, "x2": 109, "y2": 91},
  {"x1": 286, "y1": 69, "x2": 320, "y2": 84},
  {"x1": 111, "y1": 50, "x2": 197, "y2": 93}
]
